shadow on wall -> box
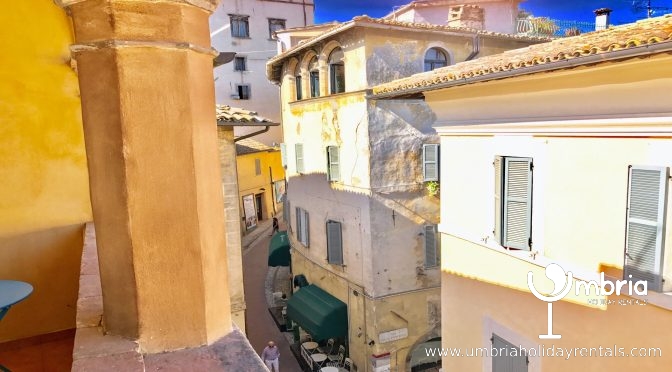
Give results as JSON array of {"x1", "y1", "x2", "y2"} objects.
[{"x1": 0, "y1": 223, "x2": 86, "y2": 343}]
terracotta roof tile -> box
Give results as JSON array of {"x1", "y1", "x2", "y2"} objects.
[
  {"x1": 235, "y1": 138, "x2": 276, "y2": 156},
  {"x1": 372, "y1": 14, "x2": 672, "y2": 96},
  {"x1": 266, "y1": 15, "x2": 549, "y2": 77},
  {"x1": 216, "y1": 104, "x2": 275, "y2": 124}
]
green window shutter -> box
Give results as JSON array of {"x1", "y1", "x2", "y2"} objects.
[
  {"x1": 255, "y1": 158, "x2": 261, "y2": 175},
  {"x1": 327, "y1": 146, "x2": 340, "y2": 181},
  {"x1": 326, "y1": 221, "x2": 343, "y2": 265},
  {"x1": 624, "y1": 166, "x2": 668, "y2": 292},
  {"x1": 295, "y1": 143, "x2": 304, "y2": 173},
  {"x1": 280, "y1": 143, "x2": 287, "y2": 168},
  {"x1": 424, "y1": 225, "x2": 439, "y2": 267},
  {"x1": 494, "y1": 156, "x2": 504, "y2": 245},
  {"x1": 502, "y1": 157, "x2": 533, "y2": 250},
  {"x1": 296, "y1": 207, "x2": 302, "y2": 242},
  {"x1": 491, "y1": 333, "x2": 528, "y2": 372},
  {"x1": 423, "y1": 144, "x2": 439, "y2": 181}
]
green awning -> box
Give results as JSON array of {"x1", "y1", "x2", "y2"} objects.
[
  {"x1": 287, "y1": 284, "x2": 347, "y2": 341},
  {"x1": 268, "y1": 231, "x2": 290, "y2": 267}
]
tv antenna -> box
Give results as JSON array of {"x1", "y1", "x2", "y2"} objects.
[{"x1": 632, "y1": 0, "x2": 672, "y2": 18}]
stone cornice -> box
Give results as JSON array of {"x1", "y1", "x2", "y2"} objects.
[
  {"x1": 70, "y1": 39, "x2": 218, "y2": 57},
  {"x1": 54, "y1": 0, "x2": 221, "y2": 12}
]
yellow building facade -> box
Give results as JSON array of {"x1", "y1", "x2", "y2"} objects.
[
  {"x1": 372, "y1": 14, "x2": 672, "y2": 371},
  {"x1": 0, "y1": 0, "x2": 92, "y2": 343},
  {"x1": 235, "y1": 139, "x2": 286, "y2": 232}
]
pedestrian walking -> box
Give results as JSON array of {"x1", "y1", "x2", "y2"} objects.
[
  {"x1": 272, "y1": 217, "x2": 279, "y2": 234},
  {"x1": 261, "y1": 340, "x2": 280, "y2": 372}
]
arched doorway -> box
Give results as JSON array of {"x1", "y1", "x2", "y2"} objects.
[{"x1": 409, "y1": 337, "x2": 442, "y2": 372}]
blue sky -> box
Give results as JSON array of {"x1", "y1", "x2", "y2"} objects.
[{"x1": 314, "y1": 0, "x2": 672, "y2": 25}]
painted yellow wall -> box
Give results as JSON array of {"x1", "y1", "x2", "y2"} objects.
[
  {"x1": 237, "y1": 150, "x2": 285, "y2": 226},
  {"x1": 0, "y1": 1, "x2": 91, "y2": 342}
]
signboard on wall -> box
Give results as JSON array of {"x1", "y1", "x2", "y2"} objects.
[
  {"x1": 242, "y1": 194, "x2": 257, "y2": 230},
  {"x1": 378, "y1": 328, "x2": 408, "y2": 343},
  {"x1": 274, "y1": 180, "x2": 286, "y2": 203}
]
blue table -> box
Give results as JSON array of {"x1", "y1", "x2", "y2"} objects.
[{"x1": 0, "y1": 280, "x2": 33, "y2": 322}]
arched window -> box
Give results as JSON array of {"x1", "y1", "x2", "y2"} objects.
[
  {"x1": 294, "y1": 64, "x2": 302, "y2": 100},
  {"x1": 328, "y1": 48, "x2": 345, "y2": 94},
  {"x1": 424, "y1": 48, "x2": 448, "y2": 72},
  {"x1": 308, "y1": 56, "x2": 319, "y2": 98}
]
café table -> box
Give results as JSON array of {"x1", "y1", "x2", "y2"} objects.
[
  {"x1": 310, "y1": 353, "x2": 328, "y2": 368},
  {"x1": 0, "y1": 280, "x2": 33, "y2": 321},
  {"x1": 320, "y1": 367, "x2": 339, "y2": 372},
  {"x1": 302, "y1": 341, "x2": 319, "y2": 353}
]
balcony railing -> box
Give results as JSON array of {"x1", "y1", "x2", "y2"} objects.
[{"x1": 516, "y1": 18, "x2": 602, "y2": 37}]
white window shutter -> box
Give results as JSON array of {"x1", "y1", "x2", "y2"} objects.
[
  {"x1": 624, "y1": 166, "x2": 668, "y2": 292},
  {"x1": 327, "y1": 146, "x2": 340, "y2": 181},
  {"x1": 502, "y1": 157, "x2": 532, "y2": 250},
  {"x1": 424, "y1": 225, "x2": 439, "y2": 267},
  {"x1": 494, "y1": 156, "x2": 503, "y2": 245},
  {"x1": 280, "y1": 143, "x2": 287, "y2": 168},
  {"x1": 295, "y1": 143, "x2": 304, "y2": 173},
  {"x1": 491, "y1": 333, "x2": 528, "y2": 372},
  {"x1": 303, "y1": 210, "x2": 310, "y2": 247},
  {"x1": 296, "y1": 207, "x2": 301, "y2": 242},
  {"x1": 423, "y1": 144, "x2": 439, "y2": 181},
  {"x1": 326, "y1": 221, "x2": 343, "y2": 265}
]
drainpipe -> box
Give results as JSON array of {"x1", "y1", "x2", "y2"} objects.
[
  {"x1": 302, "y1": 0, "x2": 307, "y2": 26},
  {"x1": 232, "y1": 125, "x2": 271, "y2": 142},
  {"x1": 465, "y1": 34, "x2": 480, "y2": 61}
]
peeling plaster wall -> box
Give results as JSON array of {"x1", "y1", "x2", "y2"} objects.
[
  {"x1": 368, "y1": 99, "x2": 441, "y2": 297},
  {"x1": 364, "y1": 28, "x2": 539, "y2": 87}
]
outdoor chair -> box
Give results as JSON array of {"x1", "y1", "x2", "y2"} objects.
[
  {"x1": 343, "y1": 357, "x2": 353, "y2": 371},
  {"x1": 328, "y1": 345, "x2": 345, "y2": 364},
  {"x1": 318, "y1": 338, "x2": 335, "y2": 355}
]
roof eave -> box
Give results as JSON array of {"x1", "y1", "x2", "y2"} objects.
[{"x1": 370, "y1": 41, "x2": 672, "y2": 100}]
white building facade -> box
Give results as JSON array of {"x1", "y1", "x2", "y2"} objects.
[{"x1": 210, "y1": 0, "x2": 315, "y2": 145}]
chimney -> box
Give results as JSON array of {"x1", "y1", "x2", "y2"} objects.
[
  {"x1": 594, "y1": 8, "x2": 612, "y2": 31},
  {"x1": 447, "y1": 4, "x2": 485, "y2": 30}
]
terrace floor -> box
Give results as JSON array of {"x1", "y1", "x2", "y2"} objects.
[{"x1": 0, "y1": 329, "x2": 74, "y2": 372}]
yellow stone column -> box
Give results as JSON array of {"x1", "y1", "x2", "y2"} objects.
[{"x1": 56, "y1": 0, "x2": 232, "y2": 353}]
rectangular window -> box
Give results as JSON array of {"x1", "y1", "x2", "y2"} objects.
[
  {"x1": 234, "y1": 56, "x2": 247, "y2": 71},
  {"x1": 326, "y1": 220, "x2": 343, "y2": 265},
  {"x1": 492, "y1": 333, "x2": 528, "y2": 372},
  {"x1": 330, "y1": 64, "x2": 345, "y2": 94},
  {"x1": 254, "y1": 158, "x2": 261, "y2": 176},
  {"x1": 296, "y1": 207, "x2": 310, "y2": 247},
  {"x1": 230, "y1": 15, "x2": 249, "y2": 38},
  {"x1": 310, "y1": 71, "x2": 320, "y2": 98},
  {"x1": 423, "y1": 144, "x2": 439, "y2": 181},
  {"x1": 424, "y1": 225, "x2": 439, "y2": 268},
  {"x1": 280, "y1": 143, "x2": 287, "y2": 169},
  {"x1": 327, "y1": 146, "x2": 340, "y2": 181},
  {"x1": 295, "y1": 143, "x2": 304, "y2": 173},
  {"x1": 236, "y1": 85, "x2": 251, "y2": 100},
  {"x1": 295, "y1": 76, "x2": 303, "y2": 101},
  {"x1": 268, "y1": 18, "x2": 286, "y2": 39},
  {"x1": 494, "y1": 156, "x2": 533, "y2": 250},
  {"x1": 624, "y1": 166, "x2": 669, "y2": 292}
]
